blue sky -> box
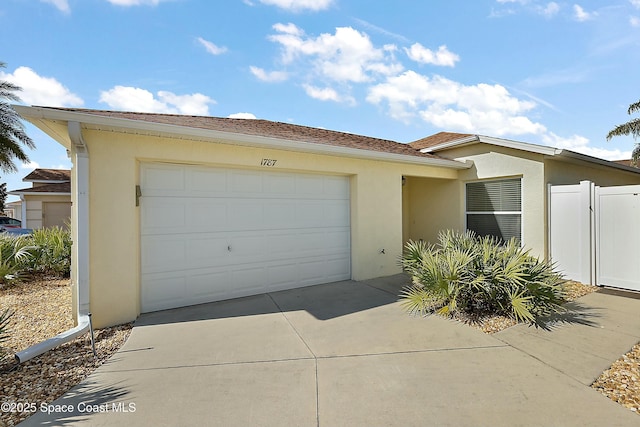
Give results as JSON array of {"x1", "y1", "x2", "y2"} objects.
[{"x1": 2, "y1": 0, "x2": 640, "y2": 201}]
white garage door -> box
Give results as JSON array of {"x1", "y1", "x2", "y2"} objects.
[{"x1": 140, "y1": 163, "x2": 351, "y2": 312}]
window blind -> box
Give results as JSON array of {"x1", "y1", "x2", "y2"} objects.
[{"x1": 466, "y1": 178, "x2": 522, "y2": 242}]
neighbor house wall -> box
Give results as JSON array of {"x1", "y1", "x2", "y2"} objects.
[
  {"x1": 545, "y1": 158, "x2": 640, "y2": 186},
  {"x1": 23, "y1": 194, "x2": 70, "y2": 229},
  {"x1": 82, "y1": 129, "x2": 459, "y2": 328}
]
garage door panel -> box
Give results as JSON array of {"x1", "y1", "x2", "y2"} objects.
[
  {"x1": 229, "y1": 201, "x2": 264, "y2": 230},
  {"x1": 142, "y1": 199, "x2": 186, "y2": 230},
  {"x1": 296, "y1": 202, "x2": 326, "y2": 226},
  {"x1": 142, "y1": 165, "x2": 185, "y2": 194},
  {"x1": 263, "y1": 201, "x2": 297, "y2": 227},
  {"x1": 231, "y1": 267, "x2": 267, "y2": 292},
  {"x1": 326, "y1": 257, "x2": 351, "y2": 279},
  {"x1": 231, "y1": 170, "x2": 263, "y2": 193},
  {"x1": 298, "y1": 259, "x2": 329, "y2": 284},
  {"x1": 266, "y1": 264, "x2": 299, "y2": 288},
  {"x1": 141, "y1": 164, "x2": 351, "y2": 313},
  {"x1": 142, "y1": 236, "x2": 187, "y2": 274},
  {"x1": 323, "y1": 202, "x2": 351, "y2": 225},
  {"x1": 141, "y1": 275, "x2": 187, "y2": 312},
  {"x1": 323, "y1": 230, "x2": 351, "y2": 249},
  {"x1": 324, "y1": 175, "x2": 350, "y2": 197},
  {"x1": 186, "y1": 237, "x2": 230, "y2": 266},
  {"x1": 264, "y1": 173, "x2": 296, "y2": 194},
  {"x1": 186, "y1": 201, "x2": 228, "y2": 230},
  {"x1": 188, "y1": 270, "x2": 231, "y2": 300},
  {"x1": 186, "y1": 168, "x2": 228, "y2": 194}
]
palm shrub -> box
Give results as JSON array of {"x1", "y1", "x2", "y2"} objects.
[
  {"x1": 0, "y1": 235, "x2": 34, "y2": 285},
  {"x1": 400, "y1": 230, "x2": 566, "y2": 325},
  {"x1": 0, "y1": 308, "x2": 12, "y2": 359},
  {"x1": 19, "y1": 226, "x2": 72, "y2": 277}
]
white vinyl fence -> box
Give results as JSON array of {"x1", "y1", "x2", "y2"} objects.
[{"x1": 548, "y1": 181, "x2": 640, "y2": 292}]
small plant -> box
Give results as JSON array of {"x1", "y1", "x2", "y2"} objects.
[
  {"x1": 400, "y1": 230, "x2": 566, "y2": 325},
  {"x1": 0, "y1": 235, "x2": 34, "y2": 285},
  {"x1": 0, "y1": 308, "x2": 12, "y2": 359},
  {"x1": 19, "y1": 226, "x2": 72, "y2": 277}
]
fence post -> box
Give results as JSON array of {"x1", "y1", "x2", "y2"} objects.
[{"x1": 579, "y1": 180, "x2": 594, "y2": 285}]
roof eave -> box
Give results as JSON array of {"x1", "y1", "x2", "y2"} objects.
[
  {"x1": 9, "y1": 191, "x2": 71, "y2": 196},
  {"x1": 15, "y1": 106, "x2": 471, "y2": 170},
  {"x1": 419, "y1": 134, "x2": 561, "y2": 156},
  {"x1": 552, "y1": 149, "x2": 640, "y2": 174}
]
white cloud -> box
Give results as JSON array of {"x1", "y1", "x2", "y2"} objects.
[
  {"x1": 302, "y1": 84, "x2": 355, "y2": 104},
  {"x1": 20, "y1": 161, "x2": 40, "y2": 170},
  {"x1": 367, "y1": 70, "x2": 545, "y2": 136},
  {"x1": 631, "y1": 0, "x2": 640, "y2": 8},
  {"x1": 106, "y1": 0, "x2": 168, "y2": 5},
  {"x1": 228, "y1": 112, "x2": 257, "y2": 119},
  {"x1": 404, "y1": 43, "x2": 460, "y2": 67},
  {"x1": 573, "y1": 4, "x2": 596, "y2": 21},
  {"x1": 268, "y1": 23, "x2": 403, "y2": 84},
  {"x1": 99, "y1": 86, "x2": 215, "y2": 115},
  {"x1": 40, "y1": 0, "x2": 70, "y2": 13},
  {"x1": 631, "y1": 16, "x2": 640, "y2": 26},
  {"x1": 542, "y1": 132, "x2": 631, "y2": 160},
  {"x1": 257, "y1": 0, "x2": 333, "y2": 12},
  {"x1": 197, "y1": 37, "x2": 228, "y2": 55},
  {"x1": 0, "y1": 66, "x2": 83, "y2": 107},
  {"x1": 250, "y1": 66, "x2": 289, "y2": 82},
  {"x1": 539, "y1": 2, "x2": 560, "y2": 17}
]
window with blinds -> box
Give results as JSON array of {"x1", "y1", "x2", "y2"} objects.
[{"x1": 466, "y1": 178, "x2": 522, "y2": 243}]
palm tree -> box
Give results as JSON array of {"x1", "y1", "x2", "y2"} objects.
[
  {"x1": 606, "y1": 100, "x2": 640, "y2": 167},
  {"x1": 0, "y1": 62, "x2": 35, "y2": 173}
]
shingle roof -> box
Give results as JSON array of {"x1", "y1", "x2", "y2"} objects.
[
  {"x1": 23, "y1": 168, "x2": 71, "y2": 182},
  {"x1": 10, "y1": 182, "x2": 71, "y2": 194},
  {"x1": 41, "y1": 107, "x2": 439, "y2": 159},
  {"x1": 409, "y1": 132, "x2": 473, "y2": 150},
  {"x1": 612, "y1": 159, "x2": 638, "y2": 168}
]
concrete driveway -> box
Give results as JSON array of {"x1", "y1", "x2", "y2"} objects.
[{"x1": 21, "y1": 275, "x2": 640, "y2": 426}]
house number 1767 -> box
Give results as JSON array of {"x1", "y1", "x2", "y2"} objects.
[{"x1": 261, "y1": 159, "x2": 277, "y2": 166}]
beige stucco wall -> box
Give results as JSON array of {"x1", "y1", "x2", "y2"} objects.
[
  {"x1": 403, "y1": 176, "x2": 462, "y2": 245},
  {"x1": 434, "y1": 145, "x2": 547, "y2": 258},
  {"x1": 432, "y1": 144, "x2": 640, "y2": 262},
  {"x1": 79, "y1": 129, "x2": 459, "y2": 328}
]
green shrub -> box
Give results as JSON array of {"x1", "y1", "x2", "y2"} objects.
[
  {"x1": 19, "y1": 226, "x2": 72, "y2": 278},
  {"x1": 400, "y1": 230, "x2": 566, "y2": 325},
  {"x1": 0, "y1": 308, "x2": 12, "y2": 359},
  {"x1": 0, "y1": 235, "x2": 35, "y2": 285}
]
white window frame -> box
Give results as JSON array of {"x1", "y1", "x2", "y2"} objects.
[{"x1": 465, "y1": 177, "x2": 523, "y2": 243}]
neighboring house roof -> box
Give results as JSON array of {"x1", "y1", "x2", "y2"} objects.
[
  {"x1": 9, "y1": 182, "x2": 71, "y2": 195},
  {"x1": 29, "y1": 107, "x2": 446, "y2": 161},
  {"x1": 409, "y1": 132, "x2": 475, "y2": 150},
  {"x1": 613, "y1": 159, "x2": 638, "y2": 168},
  {"x1": 410, "y1": 132, "x2": 640, "y2": 175},
  {"x1": 23, "y1": 168, "x2": 71, "y2": 182}
]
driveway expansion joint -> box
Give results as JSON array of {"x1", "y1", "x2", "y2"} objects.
[{"x1": 267, "y1": 292, "x2": 321, "y2": 427}]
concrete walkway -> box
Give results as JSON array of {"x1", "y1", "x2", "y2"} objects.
[{"x1": 20, "y1": 275, "x2": 640, "y2": 426}]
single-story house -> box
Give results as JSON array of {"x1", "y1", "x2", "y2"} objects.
[
  {"x1": 8, "y1": 168, "x2": 71, "y2": 229},
  {"x1": 14, "y1": 106, "x2": 640, "y2": 328}
]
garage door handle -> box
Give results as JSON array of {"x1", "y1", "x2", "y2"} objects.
[{"x1": 228, "y1": 245, "x2": 232, "y2": 251}]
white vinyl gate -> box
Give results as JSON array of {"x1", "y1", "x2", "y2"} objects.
[{"x1": 548, "y1": 181, "x2": 640, "y2": 291}]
